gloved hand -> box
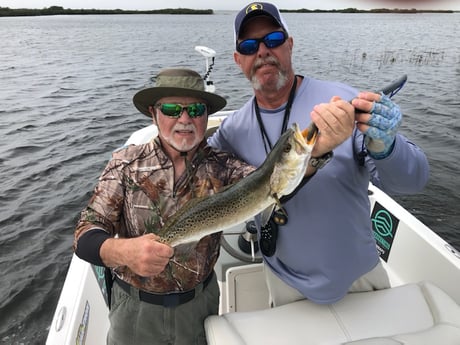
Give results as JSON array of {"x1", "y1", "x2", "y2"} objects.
[{"x1": 363, "y1": 93, "x2": 402, "y2": 159}]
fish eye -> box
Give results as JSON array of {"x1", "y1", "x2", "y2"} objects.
[{"x1": 283, "y1": 143, "x2": 292, "y2": 153}]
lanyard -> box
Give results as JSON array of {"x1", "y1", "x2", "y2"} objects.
[{"x1": 254, "y1": 75, "x2": 299, "y2": 154}]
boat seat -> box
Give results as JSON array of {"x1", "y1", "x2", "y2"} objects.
[{"x1": 205, "y1": 281, "x2": 460, "y2": 345}]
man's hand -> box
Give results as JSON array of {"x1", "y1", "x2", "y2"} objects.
[
  {"x1": 353, "y1": 92, "x2": 402, "y2": 159},
  {"x1": 310, "y1": 96, "x2": 355, "y2": 157},
  {"x1": 100, "y1": 234, "x2": 174, "y2": 277}
]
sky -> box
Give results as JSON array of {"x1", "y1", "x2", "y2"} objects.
[{"x1": 1, "y1": 0, "x2": 459, "y2": 11}]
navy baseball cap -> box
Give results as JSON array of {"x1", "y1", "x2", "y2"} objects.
[{"x1": 234, "y1": 2, "x2": 289, "y2": 40}]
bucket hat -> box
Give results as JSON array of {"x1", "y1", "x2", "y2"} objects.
[{"x1": 133, "y1": 68, "x2": 226, "y2": 117}]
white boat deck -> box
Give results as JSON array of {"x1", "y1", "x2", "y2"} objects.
[{"x1": 46, "y1": 118, "x2": 460, "y2": 345}]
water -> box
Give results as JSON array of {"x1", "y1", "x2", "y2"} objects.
[{"x1": 1, "y1": 12, "x2": 459, "y2": 344}]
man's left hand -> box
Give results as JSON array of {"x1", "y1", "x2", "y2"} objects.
[{"x1": 353, "y1": 92, "x2": 402, "y2": 159}]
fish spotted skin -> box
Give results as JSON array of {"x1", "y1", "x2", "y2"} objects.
[{"x1": 157, "y1": 122, "x2": 317, "y2": 247}]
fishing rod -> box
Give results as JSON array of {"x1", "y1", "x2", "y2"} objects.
[
  {"x1": 379, "y1": 74, "x2": 407, "y2": 98},
  {"x1": 352, "y1": 74, "x2": 408, "y2": 113}
]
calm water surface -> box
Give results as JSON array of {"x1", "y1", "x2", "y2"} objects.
[{"x1": 0, "y1": 12, "x2": 459, "y2": 344}]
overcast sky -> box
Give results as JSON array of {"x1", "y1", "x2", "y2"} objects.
[{"x1": 1, "y1": 0, "x2": 459, "y2": 10}]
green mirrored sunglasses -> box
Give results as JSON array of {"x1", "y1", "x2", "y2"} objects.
[{"x1": 156, "y1": 103, "x2": 207, "y2": 118}]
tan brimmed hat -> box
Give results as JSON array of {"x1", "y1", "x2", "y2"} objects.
[{"x1": 133, "y1": 68, "x2": 227, "y2": 117}]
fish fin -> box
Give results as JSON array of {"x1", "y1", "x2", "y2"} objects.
[
  {"x1": 260, "y1": 205, "x2": 275, "y2": 226},
  {"x1": 269, "y1": 194, "x2": 289, "y2": 226},
  {"x1": 173, "y1": 241, "x2": 199, "y2": 255},
  {"x1": 260, "y1": 193, "x2": 284, "y2": 225},
  {"x1": 272, "y1": 193, "x2": 283, "y2": 209}
]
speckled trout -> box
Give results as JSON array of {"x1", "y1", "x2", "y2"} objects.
[{"x1": 157, "y1": 122, "x2": 318, "y2": 247}]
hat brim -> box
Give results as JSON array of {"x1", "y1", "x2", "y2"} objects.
[{"x1": 133, "y1": 87, "x2": 227, "y2": 117}]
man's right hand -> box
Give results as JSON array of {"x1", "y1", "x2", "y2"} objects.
[
  {"x1": 100, "y1": 234, "x2": 174, "y2": 277},
  {"x1": 309, "y1": 96, "x2": 355, "y2": 157}
]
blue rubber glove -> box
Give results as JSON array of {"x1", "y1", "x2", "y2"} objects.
[{"x1": 364, "y1": 93, "x2": 402, "y2": 159}]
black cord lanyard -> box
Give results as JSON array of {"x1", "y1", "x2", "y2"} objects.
[
  {"x1": 254, "y1": 76, "x2": 301, "y2": 226},
  {"x1": 254, "y1": 75, "x2": 299, "y2": 154}
]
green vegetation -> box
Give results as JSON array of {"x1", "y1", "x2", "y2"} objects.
[
  {"x1": 0, "y1": 6, "x2": 213, "y2": 17},
  {"x1": 280, "y1": 8, "x2": 454, "y2": 14},
  {"x1": 0, "y1": 6, "x2": 454, "y2": 17}
]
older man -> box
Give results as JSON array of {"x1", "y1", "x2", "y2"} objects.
[
  {"x1": 74, "y1": 68, "x2": 255, "y2": 345},
  {"x1": 209, "y1": 2, "x2": 429, "y2": 306}
]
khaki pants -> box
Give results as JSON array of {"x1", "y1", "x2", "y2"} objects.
[
  {"x1": 265, "y1": 262, "x2": 391, "y2": 307},
  {"x1": 107, "y1": 274, "x2": 219, "y2": 345}
]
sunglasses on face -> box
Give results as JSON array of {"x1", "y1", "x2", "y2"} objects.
[
  {"x1": 236, "y1": 31, "x2": 287, "y2": 55},
  {"x1": 155, "y1": 103, "x2": 207, "y2": 118}
]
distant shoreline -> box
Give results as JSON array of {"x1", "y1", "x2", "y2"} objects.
[
  {"x1": 0, "y1": 6, "x2": 455, "y2": 17},
  {"x1": 0, "y1": 7, "x2": 214, "y2": 17},
  {"x1": 280, "y1": 8, "x2": 455, "y2": 14}
]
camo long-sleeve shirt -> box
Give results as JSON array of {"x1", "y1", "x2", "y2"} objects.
[{"x1": 74, "y1": 138, "x2": 254, "y2": 293}]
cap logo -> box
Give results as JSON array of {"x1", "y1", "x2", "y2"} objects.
[{"x1": 246, "y1": 3, "x2": 263, "y2": 14}]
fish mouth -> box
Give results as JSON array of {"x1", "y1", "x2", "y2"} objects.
[
  {"x1": 300, "y1": 123, "x2": 319, "y2": 146},
  {"x1": 289, "y1": 123, "x2": 316, "y2": 156}
]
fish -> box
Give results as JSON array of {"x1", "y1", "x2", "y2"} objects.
[{"x1": 157, "y1": 122, "x2": 318, "y2": 247}]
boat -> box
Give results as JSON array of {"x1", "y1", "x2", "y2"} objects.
[{"x1": 46, "y1": 47, "x2": 460, "y2": 345}]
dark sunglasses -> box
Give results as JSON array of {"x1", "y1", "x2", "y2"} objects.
[
  {"x1": 156, "y1": 103, "x2": 207, "y2": 118},
  {"x1": 236, "y1": 31, "x2": 287, "y2": 55}
]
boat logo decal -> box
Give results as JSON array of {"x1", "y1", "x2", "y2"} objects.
[
  {"x1": 371, "y1": 202, "x2": 399, "y2": 262},
  {"x1": 76, "y1": 301, "x2": 90, "y2": 345},
  {"x1": 92, "y1": 265, "x2": 110, "y2": 307}
]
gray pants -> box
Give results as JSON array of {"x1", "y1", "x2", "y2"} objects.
[{"x1": 107, "y1": 274, "x2": 219, "y2": 345}]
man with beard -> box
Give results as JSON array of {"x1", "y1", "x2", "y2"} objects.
[
  {"x1": 208, "y1": 2, "x2": 429, "y2": 306},
  {"x1": 73, "y1": 68, "x2": 255, "y2": 345}
]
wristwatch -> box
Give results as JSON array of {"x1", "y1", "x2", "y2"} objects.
[{"x1": 309, "y1": 151, "x2": 333, "y2": 169}]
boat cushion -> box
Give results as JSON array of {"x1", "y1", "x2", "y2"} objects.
[{"x1": 205, "y1": 281, "x2": 460, "y2": 345}]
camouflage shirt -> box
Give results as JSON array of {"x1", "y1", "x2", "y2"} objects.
[{"x1": 74, "y1": 138, "x2": 254, "y2": 293}]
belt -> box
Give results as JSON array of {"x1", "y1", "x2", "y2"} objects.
[{"x1": 114, "y1": 272, "x2": 213, "y2": 308}]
